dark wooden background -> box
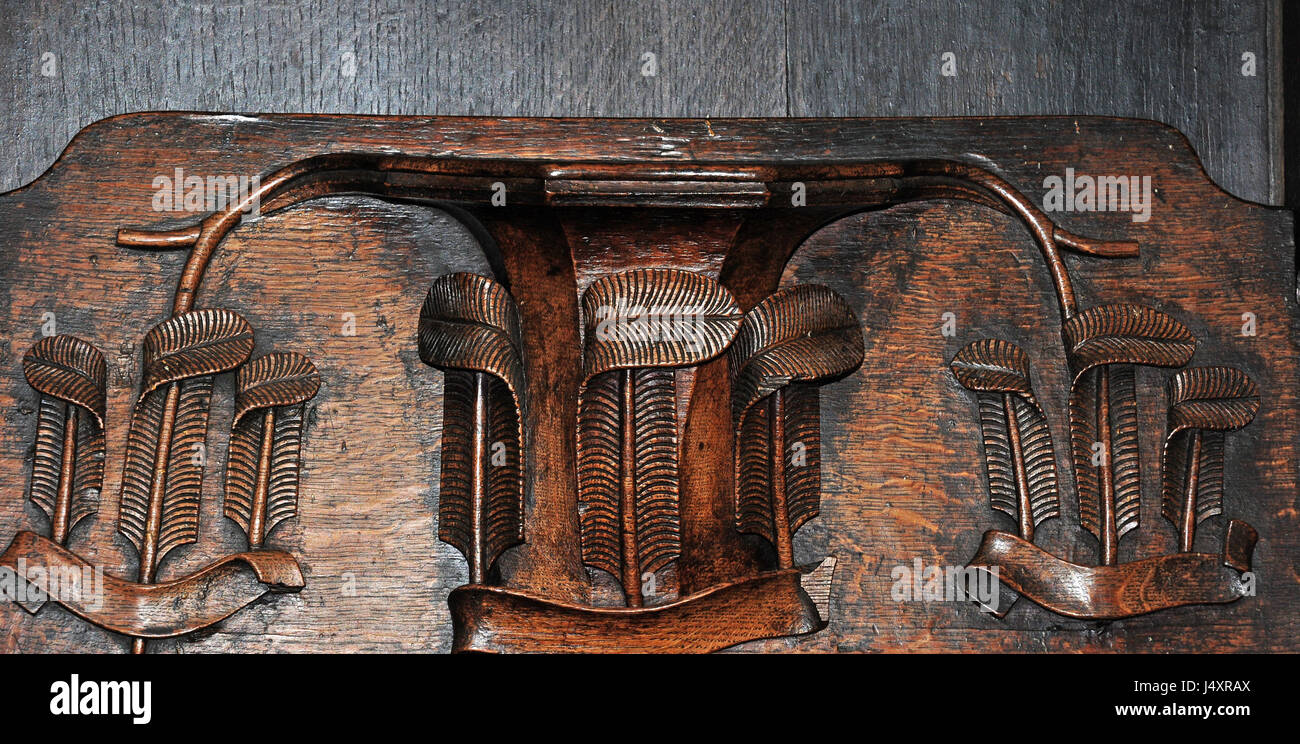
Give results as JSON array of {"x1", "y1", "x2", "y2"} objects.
[{"x1": 0, "y1": 0, "x2": 1286, "y2": 204}]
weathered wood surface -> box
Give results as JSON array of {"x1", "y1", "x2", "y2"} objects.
[
  {"x1": 0, "y1": 0, "x2": 1284, "y2": 205},
  {"x1": 0, "y1": 114, "x2": 1293, "y2": 652}
]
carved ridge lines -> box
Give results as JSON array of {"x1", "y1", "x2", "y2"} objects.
[
  {"x1": 735, "y1": 384, "x2": 823, "y2": 544},
  {"x1": 118, "y1": 387, "x2": 166, "y2": 552},
  {"x1": 1160, "y1": 366, "x2": 1259, "y2": 550},
  {"x1": 23, "y1": 335, "x2": 108, "y2": 427},
  {"x1": 730, "y1": 285, "x2": 863, "y2": 556},
  {"x1": 29, "y1": 397, "x2": 67, "y2": 523},
  {"x1": 157, "y1": 376, "x2": 212, "y2": 562},
  {"x1": 140, "y1": 309, "x2": 256, "y2": 400},
  {"x1": 576, "y1": 370, "x2": 623, "y2": 578},
  {"x1": 581, "y1": 268, "x2": 742, "y2": 378},
  {"x1": 631, "y1": 368, "x2": 679, "y2": 574},
  {"x1": 729, "y1": 284, "x2": 865, "y2": 426},
  {"x1": 419, "y1": 274, "x2": 526, "y2": 580},
  {"x1": 23, "y1": 336, "x2": 108, "y2": 543},
  {"x1": 1064, "y1": 304, "x2": 1193, "y2": 563},
  {"x1": 950, "y1": 339, "x2": 1059, "y2": 538},
  {"x1": 224, "y1": 351, "x2": 319, "y2": 547},
  {"x1": 780, "y1": 384, "x2": 822, "y2": 534},
  {"x1": 1062, "y1": 304, "x2": 1196, "y2": 375}
]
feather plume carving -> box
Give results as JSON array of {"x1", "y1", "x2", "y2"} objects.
[
  {"x1": 224, "y1": 352, "x2": 320, "y2": 548},
  {"x1": 950, "y1": 339, "x2": 1059, "y2": 538},
  {"x1": 119, "y1": 309, "x2": 254, "y2": 565},
  {"x1": 22, "y1": 335, "x2": 107, "y2": 541},
  {"x1": 1064, "y1": 305, "x2": 1192, "y2": 558},
  {"x1": 730, "y1": 285, "x2": 863, "y2": 555},
  {"x1": 419, "y1": 274, "x2": 526, "y2": 580},
  {"x1": 577, "y1": 269, "x2": 740, "y2": 603},
  {"x1": 582, "y1": 268, "x2": 742, "y2": 378},
  {"x1": 1161, "y1": 366, "x2": 1259, "y2": 541}
]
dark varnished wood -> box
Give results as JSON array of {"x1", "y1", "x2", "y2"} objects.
[{"x1": 0, "y1": 114, "x2": 1293, "y2": 653}]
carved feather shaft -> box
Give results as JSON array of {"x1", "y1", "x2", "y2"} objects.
[
  {"x1": 1071, "y1": 365, "x2": 1140, "y2": 565},
  {"x1": 224, "y1": 352, "x2": 319, "y2": 549},
  {"x1": 1160, "y1": 366, "x2": 1259, "y2": 551},
  {"x1": 576, "y1": 269, "x2": 725, "y2": 605},
  {"x1": 436, "y1": 371, "x2": 524, "y2": 580},
  {"x1": 736, "y1": 384, "x2": 823, "y2": 555},
  {"x1": 950, "y1": 339, "x2": 1059, "y2": 540},
  {"x1": 24, "y1": 335, "x2": 107, "y2": 545},
  {"x1": 620, "y1": 370, "x2": 641, "y2": 606},
  {"x1": 420, "y1": 274, "x2": 526, "y2": 579},
  {"x1": 577, "y1": 368, "x2": 681, "y2": 605},
  {"x1": 1061, "y1": 303, "x2": 1194, "y2": 564},
  {"x1": 731, "y1": 285, "x2": 863, "y2": 561},
  {"x1": 119, "y1": 309, "x2": 254, "y2": 581},
  {"x1": 768, "y1": 391, "x2": 793, "y2": 569}
]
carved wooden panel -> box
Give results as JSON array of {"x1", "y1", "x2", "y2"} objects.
[{"x1": 0, "y1": 115, "x2": 1294, "y2": 652}]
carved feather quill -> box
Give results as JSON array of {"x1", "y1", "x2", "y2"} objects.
[
  {"x1": 1160, "y1": 366, "x2": 1258, "y2": 552},
  {"x1": 22, "y1": 335, "x2": 107, "y2": 545},
  {"x1": 224, "y1": 352, "x2": 320, "y2": 549},
  {"x1": 419, "y1": 273, "x2": 526, "y2": 584},
  {"x1": 1063, "y1": 304, "x2": 1194, "y2": 564},
  {"x1": 119, "y1": 308, "x2": 253, "y2": 653},
  {"x1": 730, "y1": 285, "x2": 864, "y2": 567},
  {"x1": 949, "y1": 339, "x2": 1059, "y2": 541},
  {"x1": 578, "y1": 269, "x2": 742, "y2": 605}
]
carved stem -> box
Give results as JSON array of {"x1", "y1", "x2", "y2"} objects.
[
  {"x1": 1096, "y1": 367, "x2": 1118, "y2": 566},
  {"x1": 769, "y1": 390, "x2": 794, "y2": 570},
  {"x1": 1179, "y1": 430, "x2": 1204, "y2": 553},
  {"x1": 620, "y1": 369, "x2": 642, "y2": 607},
  {"x1": 1002, "y1": 393, "x2": 1034, "y2": 542},
  {"x1": 470, "y1": 372, "x2": 488, "y2": 585},
  {"x1": 51, "y1": 404, "x2": 78, "y2": 546},
  {"x1": 140, "y1": 382, "x2": 182, "y2": 585},
  {"x1": 134, "y1": 381, "x2": 182, "y2": 655},
  {"x1": 248, "y1": 408, "x2": 277, "y2": 551}
]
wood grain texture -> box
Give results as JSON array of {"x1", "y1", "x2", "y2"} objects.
[
  {"x1": 0, "y1": 114, "x2": 1292, "y2": 653},
  {"x1": 0, "y1": 0, "x2": 1281, "y2": 206}
]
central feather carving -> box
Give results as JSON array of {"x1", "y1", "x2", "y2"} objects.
[{"x1": 577, "y1": 269, "x2": 742, "y2": 606}]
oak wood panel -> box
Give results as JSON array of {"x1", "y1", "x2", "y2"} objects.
[{"x1": 0, "y1": 114, "x2": 1293, "y2": 652}]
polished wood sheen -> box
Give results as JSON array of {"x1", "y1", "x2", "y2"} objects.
[{"x1": 0, "y1": 115, "x2": 1294, "y2": 653}]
